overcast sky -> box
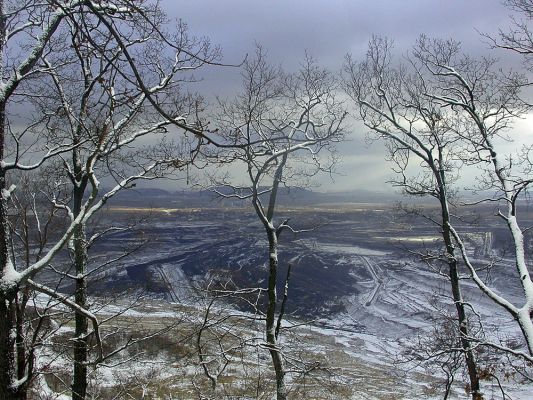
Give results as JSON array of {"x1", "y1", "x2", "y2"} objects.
[{"x1": 158, "y1": 0, "x2": 524, "y2": 193}]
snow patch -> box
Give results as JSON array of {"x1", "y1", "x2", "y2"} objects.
[
  {"x1": 317, "y1": 243, "x2": 389, "y2": 256},
  {"x1": 1, "y1": 259, "x2": 21, "y2": 287},
  {"x1": 1, "y1": 184, "x2": 16, "y2": 200}
]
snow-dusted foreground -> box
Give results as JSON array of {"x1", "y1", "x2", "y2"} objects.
[{"x1": 32, "y1": 290, "x2": 533, "y2": 400}]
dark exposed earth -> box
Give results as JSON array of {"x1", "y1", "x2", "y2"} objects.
[{"x1": 63, "y1": 190, "x2": 533, "y2": 339}]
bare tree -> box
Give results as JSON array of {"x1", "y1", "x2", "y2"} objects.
[
  {"x1": 30, "y1": 11, "x2": 216, "y2": 398},
  {"x1": 0, "y1": 1, "x2": 219, "y2": 398},
  {"x1": 210, "y1": 47, "x2": 346, "y2": 400},
  {"x1": 491, "y1": 0, "x2": 533, "y2": 61},
  {"x1": 345, "y1": 32, "x2": 533, "y2": 397},
  {"x1": 343, "y1": 36, "x2": 484, "y2": 399},
  {"x1": 408, "y1": 36, "x2": 533, "y2": 358}
]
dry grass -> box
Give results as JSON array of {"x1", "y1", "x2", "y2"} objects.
[{"x1": 36, "y1": 298, "x2": 444, "y2": 400}]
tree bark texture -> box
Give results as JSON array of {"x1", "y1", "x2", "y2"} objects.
[
  {"x1": 438, "y1": 171, "x2": 482, "y2": 400},
  {"x1": 0, "y1": 22, "x2": 24, "y2": 393},
  {"x1": 72, "y1": 179, "x2": 89, "y2": 400},
  {"x1": 265, "y1": 229, "x2": 287, "y2": 400}
]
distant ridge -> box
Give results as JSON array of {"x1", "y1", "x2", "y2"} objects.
[{"x1": 108, "y1": 186, "x2": 404, "y2": 208}]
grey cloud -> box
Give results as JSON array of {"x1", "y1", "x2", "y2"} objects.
[
  {"x1": 158, "y1": 0, "x2": 521, "y2": 193},
  {"x1": 164, "y1": 0, "x2": 509, "y2": 63}
]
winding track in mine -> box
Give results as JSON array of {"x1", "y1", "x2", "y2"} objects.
[{"x1": 360, "y1": 255, "x2": 383, "y2": 307}]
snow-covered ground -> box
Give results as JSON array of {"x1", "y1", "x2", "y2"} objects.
[
  {"x1": 32, "y1": 205, "x2": 533, "y2": 398},
  {"x1": 33, "y1": 279, "x2": 533, "y2": 399}
]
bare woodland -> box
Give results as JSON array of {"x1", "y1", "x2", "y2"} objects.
[{"x1": 1, "y1": 0, "x2": 533, "y2": 399}]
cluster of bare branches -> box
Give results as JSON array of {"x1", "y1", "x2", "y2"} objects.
[
  {"x1": 1, "y1": 1, "x2": 346, "y2": 398},
  {"x1": 342, "y1": 1, "x2": 533, "y2": 395},
  {"x1": 4, "y1": 1, "x2": 533, "y2": 399},
  {"x1": 0, "y1": 1, "x2": 221, "y2": 399},
  {"x1": 208, "y1": 46, "x2": 346, "y2": 399}
]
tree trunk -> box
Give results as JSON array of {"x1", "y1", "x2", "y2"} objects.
[
  {"x1": 265, "y1": 229, "x2": 287, "y2": 400},
  {"x1": 438, "y1": 175, "x2": 481, "y2": 400},
  {"x1": 0, "y1": 14, "x2": 25, "y2": 392},
  {"x1": 71, "y1": 183, "x2": 89, "y2": 400},
  {"x1": 15, "y1": 292, "x2": 32, "y2": 400},
  {"x1": 446, "y1": 244, "x2": 482, "y2": 400},
  {"x1": 0, "y1": 294, "x2": 25, "y2": 400},
  {"x1": 0, "y1": 140, "x2": 25, "y2": 400}
]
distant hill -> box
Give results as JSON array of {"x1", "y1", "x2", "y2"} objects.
[{"x1": 107, "y1": 186, "x2": 404, "y2": 208}]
